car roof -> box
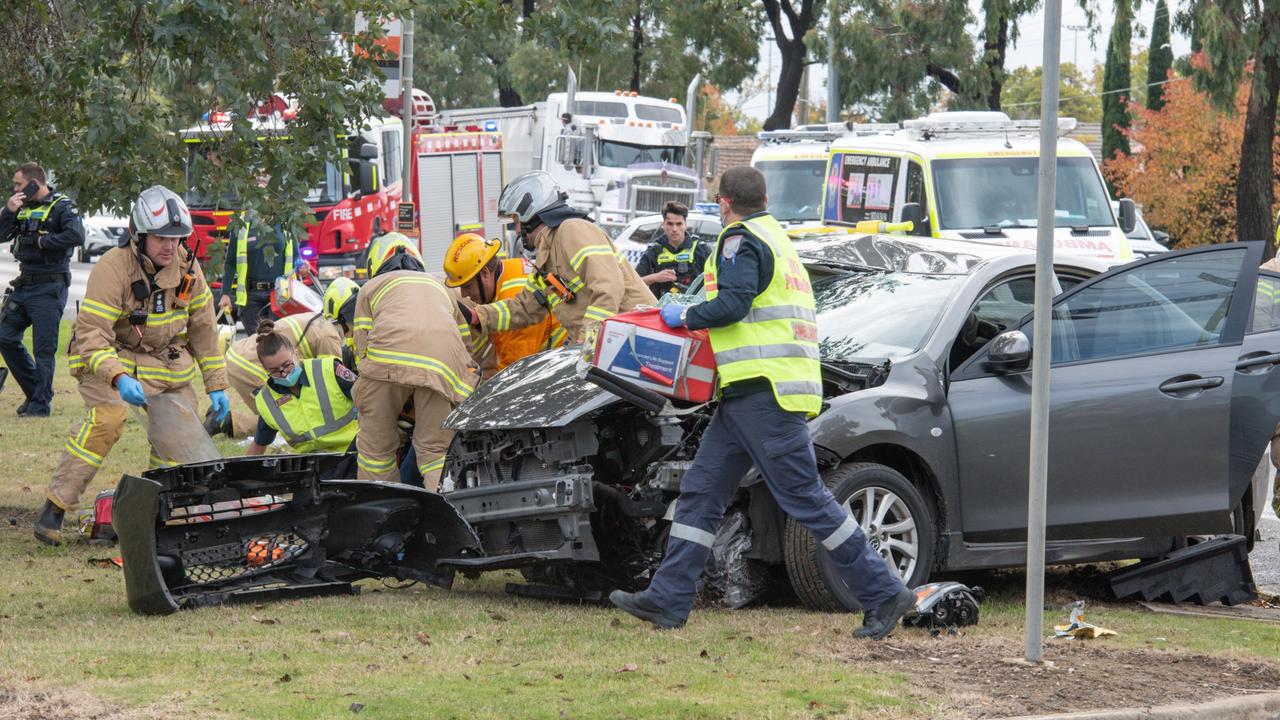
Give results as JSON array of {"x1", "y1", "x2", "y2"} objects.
[{"x1": 792, "y1": 230, "x2": 1109, "y2": 276}]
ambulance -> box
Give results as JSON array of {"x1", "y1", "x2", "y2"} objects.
[
  {"x1": 820, "y1": 111, "x2": 1137, "y2": 263},
  {"x1": 751, "y1": 130, "x2": 842, "y2": 230}
]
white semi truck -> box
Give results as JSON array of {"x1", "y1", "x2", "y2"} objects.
[{"x1": 439, "y1": 72, "x2": 711, "y2": 236}]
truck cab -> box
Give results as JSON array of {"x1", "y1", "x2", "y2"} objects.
[{"x1": 821, "y1": 112, "x2": 1136, "y2": 263}]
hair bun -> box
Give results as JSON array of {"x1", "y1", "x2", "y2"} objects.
[{"x1": 254, "y1": 318, "x2": 277, "y2": 338}]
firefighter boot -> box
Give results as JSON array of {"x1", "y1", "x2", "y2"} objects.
[
  {"x1": 609, "y1": 590, "x2": 685, "y2": 629},
  {"x1": 33, "y1": 500, "x2": 65, "y2": 546},
  {"x1": 853, "y1": 587, "x2": 917, "y2": 640}
]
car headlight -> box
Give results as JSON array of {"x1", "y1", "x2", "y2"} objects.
[{"x1": 318, "y1": 264, "x2": 357, "y2": 280}]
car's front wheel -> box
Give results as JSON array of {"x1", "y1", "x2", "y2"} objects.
[{"x1": 783, "y1": 462, "x2": 935, "y2": 612}]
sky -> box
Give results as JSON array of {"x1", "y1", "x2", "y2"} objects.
[{"x1": 734, "y1": 0, "x2": 1193, "y2": 122}]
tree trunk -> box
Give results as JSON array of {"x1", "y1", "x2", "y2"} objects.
[
  {"x1": 766, "y1": 40, "x2": 807, "y2": 130},
  {"x1": 984, "y1": 13, "x2": 1009, "y2": 111},
  {"x1": 1236, "y1": 1, "x2": 1280, "y2": 258},
  {"x1": 629, "y1": 1, "x2": 643, "y2": 93}
]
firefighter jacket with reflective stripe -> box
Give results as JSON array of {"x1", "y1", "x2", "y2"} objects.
[
  {"x1": 489, "y1": 258, "x2": 567, "y2": 369},
  {"x1": 352, "y1": 270, "x2": 478, "y2": 403},
  {"x1": 0, "y1": 191, "x2": 85, "y2": 274},
  {"x1": 68, "y1": 244, "x2": 228, "y2": 393},
  {"x1": 255, "y1": 357, "x2": 357, "y2": 453},
  {"x1": 703, "y1": 214, "x2": 822, "y2": 416},
  {"x1": 474, "y1": 218, "x2": 655, "y2": 344},
  {"x1": 221, "y1": 213, "x2": 295, "y2": 307},
  {"x1": 225, "y1": 311, "x2": 345, "y2": 383}
]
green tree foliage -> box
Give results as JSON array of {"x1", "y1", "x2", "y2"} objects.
[
  {"x1": 1102, "y1": 0, "x2": 1134, "y2": 163},
  {"x1": 1147, "y1": 0, "x2": 1173, "y2": 110},
  {"x1": 1000, "y1": 64, "x2": 1101, "y2": 123},
  {"x1": 0, "y1": 0, "x2": 406, "y2": 231},
  {"x1": 1185, "y1": 0, "x2": 1280, "y2": 255}
]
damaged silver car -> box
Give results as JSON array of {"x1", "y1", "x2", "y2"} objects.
[{"x1": 442, "y1": 234, "x2": 1279, "y2": 610}]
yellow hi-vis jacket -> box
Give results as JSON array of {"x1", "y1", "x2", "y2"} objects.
[{"x1": 255, "y1": 357, "x2": 358, "y2": 453}]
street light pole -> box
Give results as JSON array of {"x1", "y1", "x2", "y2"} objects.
[
  {"x1": 827, "y1": 0, "x2": 840, "y2": 123},
  {"x1": 1064, "y1": 24, "x2": 1087, "y2": 68},
  {"x1": 1024, "y1": 0, "x2": 1062, "y2": 665}
]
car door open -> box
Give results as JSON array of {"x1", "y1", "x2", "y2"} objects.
[{"x1": 948, "y1": 243, "x2": 1264, "y2": 542}]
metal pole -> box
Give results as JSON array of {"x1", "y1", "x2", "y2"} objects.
[
  {"x1": 1024, "y1": 0, "x2": 1061, "y2": 664},
  {"x1": 400, "y1": 13, "x2": 414, "y2": 233},
  {"x1": 827, "y1": 0, "x2": 839, "y2": 123}
]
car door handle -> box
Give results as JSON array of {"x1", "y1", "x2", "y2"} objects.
[
  {"x1": 1158, "y1": 375, "x2": 1224, "y2": 396},
  {"x1": 1236, "y1": 351, "x2": 1280, "y2": 373}
]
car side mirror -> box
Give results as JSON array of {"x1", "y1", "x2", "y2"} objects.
[
  {"x1": 355, "y1": 161, "x2": 377, "y2": 197},
  {"x1": 983, "y1": 330, "x2": 1031, "y2": 374},
  {"x1": 1117, "y1": 198, "x2": 1137, "y2": 235},
  {"x1": 900, "y1": 202, "x2": 928, "y2": 236},
  {"x1": 1152, "y1": 230, "x2": 1172, "y2": 248}
]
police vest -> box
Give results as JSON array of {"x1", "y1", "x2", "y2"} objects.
[
  {"x1": 254, "y1": 358, "x2": 357, "y2": 453},
  {"x1": 14, "y1": 195, "x2": 71, "y2": 260},
  {"x1": 703, "y1": 215, "x2": 822, "y2": 416},
  {"x1": 653, "y1": 238, "x2": 702, "y2": 290},
  {"x1": 234, "y1": 217, "x2": 294, "y2": 307}
]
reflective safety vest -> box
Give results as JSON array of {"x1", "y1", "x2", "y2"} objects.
[
  {"x1": 234, "y1": 217, "x2": 293, "y2": 307},
  {"x1": 15, "y1": 195, "x2": 70, "y2": 234},
  {"x1": 254, "y1": 358, "x2": 357, "y2": 453},
  {"x1": 703, "y1": 214, "x2": 822, "y2": 416},
  {"x1": 491, "y1": 258, "x2": 567, "y2": 369}
]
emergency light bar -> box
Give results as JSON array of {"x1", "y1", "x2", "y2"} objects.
[
  {"x1": 901, "y1": 112, "x2": 1078, "y2": 138},
  {"x1": 758, "y1": 121, "x2": 899, "y2": 144}
]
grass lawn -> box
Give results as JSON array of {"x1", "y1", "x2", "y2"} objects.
[{"x1": 1, "y1": 323, "x2": 1278, "y2": 719}]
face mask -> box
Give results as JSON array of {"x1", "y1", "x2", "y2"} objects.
[{"x1": 276, "y1": 364, "x2": 303, "y2": 387}]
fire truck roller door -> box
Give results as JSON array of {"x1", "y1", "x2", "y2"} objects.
[
  {"x1": 482, "y1": 152, "x2": 504, "y2": 240},
  {"x1": 452, "y1": 153, "x2": 481, "y2": 234},
  {"x1": 418, "y1": 154, "x2": 455, "y2": 268}
]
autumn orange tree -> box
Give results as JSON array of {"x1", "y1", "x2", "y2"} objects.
[{"x1": 1103, "y1": 72, "x2": 1280, "y2": 247}]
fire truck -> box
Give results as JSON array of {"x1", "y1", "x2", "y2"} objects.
[{"x1": 180, "y1": 91, "x2": 506, "y2": 280}]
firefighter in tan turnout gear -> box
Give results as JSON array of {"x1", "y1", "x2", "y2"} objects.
[
  {"x1": 34, "y1": 186, "x2": 230, "y2": 545},
  {"x1": 352, "y1": 232, "x2": 477, "y2": 490},
  {"x1": 461, "y1": 171, "x2": 655, "y2": 345}
]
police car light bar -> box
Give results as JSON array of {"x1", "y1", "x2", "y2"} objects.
[{"x1": 757, "y1": 122, "x2": 898, "y2": 144}]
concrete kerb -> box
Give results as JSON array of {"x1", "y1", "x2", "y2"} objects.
[{"x1": 1005, "y1": 692, "x2": 1280, "y2": 720}]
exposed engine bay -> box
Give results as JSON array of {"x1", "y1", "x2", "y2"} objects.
[
  {"x1": 115, "y1": 454, "x2": 482, "y2": 614},
  {"x1": 442, "y1": 347, "x2": 891, "y2": 604}
]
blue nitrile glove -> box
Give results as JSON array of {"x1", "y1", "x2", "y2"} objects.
[
  {"x1": 209, "y1": 389, "x2": 230, "y2": 423},
  {"x1": 659, "y1": 303, "x2": 687, "y2": 328},
  {"x1": 116, "y1": 375, "x2": 147, "y2": 407},
  {"x1": 294, "y1": 258, "x2": 309, "y2": 275}
]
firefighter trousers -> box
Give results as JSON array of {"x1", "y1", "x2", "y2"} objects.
[
  {"x1": 47, "y1": 375, "x2": 198, "y2": 510},
  {"x1": 643, "y1": 390, "x2": 905, "y2": 622},
  {"x1": 353, "y1": 376, "x2": 454, "y2": 490}
]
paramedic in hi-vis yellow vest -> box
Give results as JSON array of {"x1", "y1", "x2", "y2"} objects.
[
  {"x1": 210, "y1": 309, "x2": 347, "y2": 438},
  {"x1": 608, "y1": 167, "x2": 912, "y2": 638},
  {"x1": 460, "y1": 171, "x2": 654, "y2": 345},
  {"x1": 244, "y1": 318, "x2": 358, "y2": 456},
  {"x1": 352, "y1": 233, "x2": 478, "y2": 490},
  {"x1": 443, "y1": 232, "x2": 566, "y2": 370},
  {"x1": 35, "y1": 186, "x2": 230, "y2": 545}
]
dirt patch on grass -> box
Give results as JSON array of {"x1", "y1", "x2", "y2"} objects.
[
  {"x1": 0, "y1": 680, "x2": 180, "y2": 720},
  {"x1": 828, "y1": 633, "x2": 1280, "y2": 718}
]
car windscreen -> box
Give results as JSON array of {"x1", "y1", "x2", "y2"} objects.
[
  {"x1": 932, "y1": 156, "x2": 1114, "y2": 230},
  {"x1": 817, "y1": 271, "x2": 966, "y2": 359},
  {"x1": 599, "y1": 141, "x2": 686, "y2": 168},
  {"x1": 756, "y1": 159, "x2": 826, "y2": 223}
]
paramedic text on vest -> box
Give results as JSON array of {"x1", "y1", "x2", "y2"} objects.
[
  {"x1": 0, "y1": 162, "x2": 86, "y2": 417},
  {"x1": 608, "y1": 166, "x2": 916, "y2": 638},
  {"x1": 35, "y1": 186, "x2": 229, "y2": 546},
  {"x1": 246, "y1": 320, "x2": 357, "y2": 456},
  {"x1": 217, "y1": 204, "x2": 308, "y2": 331},
  {"x1": 636, "y1": 201, "x2": 711, "y2": 297}
]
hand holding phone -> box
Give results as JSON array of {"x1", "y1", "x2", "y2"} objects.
[
  {"x1": 21, "y1": 180, "x2": 39, "y2": 200},
  {"x1": 5, "y1": 191, "x2": 23, "y2": 213}
]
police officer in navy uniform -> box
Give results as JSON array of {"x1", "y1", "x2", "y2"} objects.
[
  {"x1": 635, "y1": 201, "x2": 711, "y2": 296},
  {"x1": 0, "y1": 162, "x2": 85, "y2": 417},
  {"x1": 610, "y1": 167, "x2": 915, "y2": 639}
]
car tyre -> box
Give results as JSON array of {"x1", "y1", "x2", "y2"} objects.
[{"x1": 783, "y1": 462, "x2": 935, "y2": 612}]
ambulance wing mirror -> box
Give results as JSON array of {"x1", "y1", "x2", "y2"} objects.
[
  {"x1": 983, "y1": 330, "x2": 1031, "y2": 374},
  {"x1": 900, "y1": 202, "x2": 927, "y2": 234},
  {"x1": 1117, "y1": 198, "x2": 1137, "y2": 235}
]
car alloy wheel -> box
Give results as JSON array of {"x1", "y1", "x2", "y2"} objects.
[{"x1": 845, "y1": 485, "x2": 920, "y2": 584}]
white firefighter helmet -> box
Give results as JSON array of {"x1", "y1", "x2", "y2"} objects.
[
  {"x1": 130, "y1": 185, "x2": 193, "y2": 238},
  {"x1": 497, "y1": 171, "x2": 564, "y2": 223}
]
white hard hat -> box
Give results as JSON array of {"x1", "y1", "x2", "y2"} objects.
[
  {"x1": 130, "y1": 185, "x2": 193, "y2": 238},
  {"x1": 497, "y1": 171, "x2": 564, "y2": 223}
]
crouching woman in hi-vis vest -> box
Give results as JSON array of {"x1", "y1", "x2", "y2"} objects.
[{"x1": 244, "y1": 319, "x2": 358, "y2": 456}]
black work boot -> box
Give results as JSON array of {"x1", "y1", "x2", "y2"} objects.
[
  {"x1": 853, "y1": 587, "x2": 917, "y2": 640},
  {"x1": 33, "y1": 500, "x2": 65, "y2": 546},
  {"x1": 16, "y1": 399, "x2": 29, "y2": 416},
  {"x1": 609, "y1": 590, "x2": 685, "y2": 629},
  {"x1": 202, "y1": 406, "x2": 232, "y2": 437}
]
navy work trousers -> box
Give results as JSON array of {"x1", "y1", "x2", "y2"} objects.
[
  {"x1": 0, "y1": 281, "x2": 68, "y2": 413},
  {"x1": 238, "y1": 289, "x2": 273, "y2": 334},
  {"x1": 645, "y1": 390, "x2": 905, "y2": 621}
]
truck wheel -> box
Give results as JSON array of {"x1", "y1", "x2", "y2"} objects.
[{"x1": 783, "y1": 462, "x2": 935, "y2": 612}]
